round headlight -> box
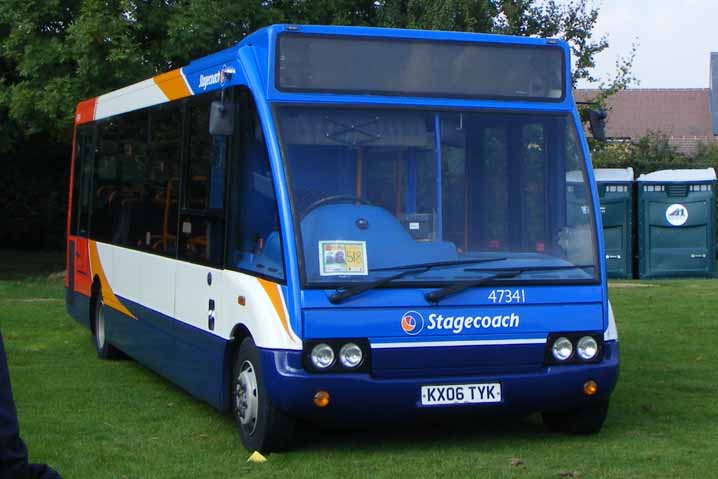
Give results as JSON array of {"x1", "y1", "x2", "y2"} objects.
[
  {"x1": 577, "y1": 336, "x2": 598, "y2": 360},
  {"x1": 339, "y1": 343, "x2": 363, "y2": 368},
  {"x1": 310, "y1": 343, "x2": 335, "y2": 369},
  {"x1": 552, "y1": 336, "x2": 573, "y2": 361}
]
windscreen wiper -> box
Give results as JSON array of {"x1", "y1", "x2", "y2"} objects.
[
  {"x1": 424, "y1": 264, "x2": 595, "y2": 304},
  {"x1": 328, "y1": 257, "x2": 507, "y2": 304}
]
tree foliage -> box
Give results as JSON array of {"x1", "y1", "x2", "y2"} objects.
[
  {"x1": 0, "y1": 0, "x2": 628, "y2": 150},
  {"x1": 591, "y1": 133, "x2": 718, "y2": 178},
  {"x1": 0, "y1": 0, "x2": 632, "y2": 249}
]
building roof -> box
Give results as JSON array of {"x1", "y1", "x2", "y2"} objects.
[
  {"x1": 575, "y1": 88, "x2": 718, "y2": 154},
  {"x1": 575, "y1": 88, "x2": 713, "y2": 138}
]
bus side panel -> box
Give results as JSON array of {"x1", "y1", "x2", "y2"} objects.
[
  {"x1": 173, "y1": 312, "x2": 230, "y2": 410},
  {"x1": 89, "y1": 243, "x2": 225, "y2": 409},
  {"x1": 72, "y1": 236, "x2": 92, "y2": 297},
  {"x1": 220, "y1": 270, "x2": 302, "y2": 351},
  {"x1": 65, "y1": 286, "x2": 91, "y2": 330},
  {"x1": 104, "y1": 295, "x2": 229, "y2": 410}
]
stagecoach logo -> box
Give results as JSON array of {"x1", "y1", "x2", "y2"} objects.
[
  {"x1": 401, "y1": 311, "x2": 424, "y2": 335},
  {"x1": 666, "y1": 203, "x2": 688, "y2": 226},
  {"x1": 401, "y1": 310, "x2": 522, "y2": 335},
  {"x1": 197, "y1": 64, "x2": 229, "y2": 91}
]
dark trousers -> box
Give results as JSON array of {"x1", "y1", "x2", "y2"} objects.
[{"x1": 0, "y1": 332, "x2": 60, "y2": 479}]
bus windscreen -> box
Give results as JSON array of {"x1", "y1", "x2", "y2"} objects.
[{"x1": 276, "y1": 34, "x2": 565, "y2": 101}]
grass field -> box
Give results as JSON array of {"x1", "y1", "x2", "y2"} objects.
[{"x1": 1, "y1": 250, "x2": 717, "y2": 478}]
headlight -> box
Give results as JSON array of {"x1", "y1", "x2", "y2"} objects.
[
  {"x1": 552, "y1": 336, "x2": 573, "y2": 361},
  {"x1": 339, "y1": 343, "x2": 363, "y2": 368},
  {"x1": 310, "y1": 343, "x2": 335, "y2": 369},
  {"x1": 577, "y1": 336, "x2": 598, "y2": 360}
]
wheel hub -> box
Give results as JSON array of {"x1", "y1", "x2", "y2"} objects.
[
  {"x1": 96, "y1": 301, "x2": 106, "y2": 348},
  {"x1": 235, "y1": 360, "x2": 258, "y2": 434}
]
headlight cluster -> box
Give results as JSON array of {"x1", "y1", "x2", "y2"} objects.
[
  {"x1": 304, "y1": 339, "x2": 369, "y2": 373},
  {"x1": 545, "y1": 333, "x2": 602, "y2": 364}
]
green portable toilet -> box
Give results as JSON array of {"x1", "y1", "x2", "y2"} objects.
[
  {"x1": 595, "y1": 168, "x2": 634, "y2": 279},
  {"x1": 637, "y1": 168, "x2": 717, "y2": 278}
]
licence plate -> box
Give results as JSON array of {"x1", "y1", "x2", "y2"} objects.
[{"x1": 420, "y1": 383, "x2": 502, "y2": 406}]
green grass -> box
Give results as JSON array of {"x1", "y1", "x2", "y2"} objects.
[{"x1": 1, "y1": 254, "x2": 718, "y2": 478}]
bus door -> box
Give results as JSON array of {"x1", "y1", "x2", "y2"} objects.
[
  {"x1": 70, "y1": 126, "x2": 95, "y2": 297},
  {"x1": 174, "y1": 95, "x2": 228, "y2": 387}
]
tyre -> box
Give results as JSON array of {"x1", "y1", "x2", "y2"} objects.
[
  {"x1": 542, "y1": 399, "x2": 610, "y2": 435},
  {"x1": 93, "y1": 296, "x2": 121, "y2": 360},
  {"x1": 232, "y1": 337, "x2": 294, "y2": 453}
]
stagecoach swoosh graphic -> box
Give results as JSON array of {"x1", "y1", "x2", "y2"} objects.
[{"x1": 88, "y1": 241, "x2": 137, "y2": 320}]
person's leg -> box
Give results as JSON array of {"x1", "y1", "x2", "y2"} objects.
[
  {"x1": 0, "y1": 331, "x2": 61, "y2": 479},
  {"x1": 0, "y1": 330, "x2": 31, "y2": 477}
]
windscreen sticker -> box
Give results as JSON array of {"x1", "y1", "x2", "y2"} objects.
[{"x1": 319, "y1": 241, "x2": 368, "y2": 276}]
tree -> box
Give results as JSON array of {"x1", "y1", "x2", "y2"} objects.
[
  {"x1": 0, "y1": 0, "x2": 630, "y2": 150},
  {"x1": 0, "y1": 0, "x2": 633, "y2": 249}
]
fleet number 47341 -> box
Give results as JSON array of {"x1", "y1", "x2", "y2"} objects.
[{"x1": 488, "y1": 289, "x2": 526, "y2": 304}]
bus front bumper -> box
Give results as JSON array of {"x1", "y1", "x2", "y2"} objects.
[{"x1": 260, "y1": 341, "x2": 619, "y2": 420}]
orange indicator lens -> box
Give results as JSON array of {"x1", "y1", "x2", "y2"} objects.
[
  {"x1": 583, "y1": 380, "x2": 598, "y2": 396},
  {"x1": 313, "y1": 390, "x2": 330, "y2": 408}
]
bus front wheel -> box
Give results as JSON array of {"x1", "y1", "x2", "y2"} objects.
[
  {"x1": 92, "y1": 296, "x2": 121, "y2": 360},
  {"x1": 542, "y1": 400, "x2": 610, "y2": 434},
  {"x1": 232, "y1": 337, "x2": 294, "y2": 453}
]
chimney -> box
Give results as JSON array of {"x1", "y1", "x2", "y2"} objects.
[{"x1": 711, "y1": 52, "x2": 718, "y2": 136}]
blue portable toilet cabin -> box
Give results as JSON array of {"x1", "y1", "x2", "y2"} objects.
[
  {"x1": 594, "y1": 168, "x2": 634, "y2": 279},
  {"x1": 637, "y1": 168, "x2": 717, "y2": 278}
]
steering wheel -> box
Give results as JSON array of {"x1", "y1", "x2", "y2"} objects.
[{"x1": 303, "y1": 195, "x2": 373, "y2": 215}]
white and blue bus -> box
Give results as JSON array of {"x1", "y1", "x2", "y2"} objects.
[{"x1": 65, "y1": 24, "x2": 619, "y2": 452}]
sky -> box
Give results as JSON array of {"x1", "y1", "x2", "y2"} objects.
[{"x1": 577, "y1": 0, "x2": 718, "y2": 89}]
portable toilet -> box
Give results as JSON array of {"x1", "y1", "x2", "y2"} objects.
[
  {"x1": 636, "y1": 168, "x2": 717, "y2": 278},
  {"x1": 595, "y1": 168, "x2": 634, "y2": 279}
]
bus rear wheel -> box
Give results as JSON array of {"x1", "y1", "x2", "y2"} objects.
[
  {"x1": 232, "y1": 337, "x2": 294, "y2": 453},
  {"x1": 542, "y1": 399, "x2": 609, "y2": 434},
  {"x1": 93, "y1": 296, "x2": 121, "y2": 360}
]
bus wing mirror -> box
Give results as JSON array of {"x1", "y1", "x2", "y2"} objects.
[
  {"x1": 209, "y1": 100, "x2": 235, "y2": 136},
  {"x1": 587, "y1": 108, "x2": 607, "y2": 141}
]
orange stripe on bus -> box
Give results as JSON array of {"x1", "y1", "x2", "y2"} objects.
[
  {"x1": 88, "y1": 241, "x2": 137, "y2": 320},
  {"x1": 153, "y1": 69, "x2": 191, "y2": 101},
  {"x1": 75, "y1": 98, "x2": 97, "y2": 125},
  {"x1": 257, "y1": 278, "x2": 293, "y2": 340}
]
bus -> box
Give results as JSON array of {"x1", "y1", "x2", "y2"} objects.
[{"x1": 65, "y1": 24, "x2": 619, "y2": 452}]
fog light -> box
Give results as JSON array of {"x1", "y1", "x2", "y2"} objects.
[
  {"x1": 310, "y1": 343, "x2": 335, "y2": 369},
  {"x1": 552, "y1": 336, "x2": 573, "y2": 361},
  {"x1": 584, "y1": 380, "x2": 598, "y2": 396},
  {"x1": 339, "y1": 343, "x2": 363, "y2": 368},
  {"x1": 577, "y1": 336, "x2": 598, "y2": 360},
  {"x1": 313, "y1": 390, "x2": 330, "y2": 408}
]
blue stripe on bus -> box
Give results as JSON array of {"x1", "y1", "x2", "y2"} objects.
[
  {"x1": 105, "y1": 295, "x2": 231, "y2": 411},
  {"x1": 65, "y1": 288, "x2": 91, "y2": 329}
]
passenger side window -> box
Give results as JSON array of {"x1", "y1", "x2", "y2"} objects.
[
  {"x1": 227, "y1": 90, "x2": 284, "y2": 280},
  {"x1": 148, "y1": 102, "x2": 183, "y2": 255},
  {"x1": 72, "y1": 126, "x2": 95, "y2": 237},
  {"x1": 178, "y1": 92, "x2": 227, "y2": 265},
  {"x1": 92, "y1": 110, "x2": 150, "y2": 247}
]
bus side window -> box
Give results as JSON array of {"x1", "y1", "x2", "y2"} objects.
[
  {"x1": 93, "y1": 111, "x2": 150, "y2": 248},
  {"x1": 71, "y1": 126, "x2": 95, "y2": 237},
  {"x1": 227, "y1": 90, "x2": 285, "y2": 280},
  {"x1": 178, "y1": 92, "x2": 226, "y2": 266}
]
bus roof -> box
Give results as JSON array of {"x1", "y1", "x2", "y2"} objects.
[{"x1": 74, "y1": 24, "x2": 573, "y2": 126}]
